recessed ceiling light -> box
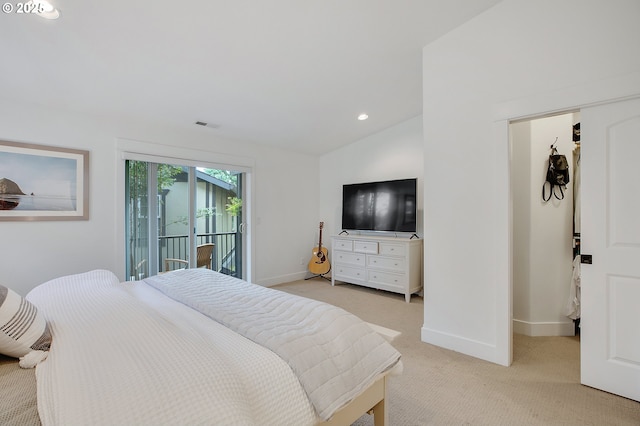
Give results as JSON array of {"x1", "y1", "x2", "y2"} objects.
[
  {"x1": 27, "y1": 0, "x2": 60, "y2": 19},
  {"x1": 358, "y1": 113, "x2": 369, "y2": 121}
]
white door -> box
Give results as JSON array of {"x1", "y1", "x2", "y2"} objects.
[{"x1": 580, "y1": 97, "x2": 640, "y2": 401}]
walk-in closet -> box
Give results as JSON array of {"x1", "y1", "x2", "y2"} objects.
[{"x1": 510, "y1": 111, "x2": 581, "y2": 338}]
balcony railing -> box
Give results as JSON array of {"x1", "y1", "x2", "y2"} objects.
[{"x1": 159, "y1": 232, "x2": 239, "y2": 275}]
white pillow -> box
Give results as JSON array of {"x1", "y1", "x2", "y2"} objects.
[{"x1": 0, "y1": 284, "x2": 51, "y2": 359}]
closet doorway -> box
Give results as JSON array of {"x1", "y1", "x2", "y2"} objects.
[{"x1": 510, "y1": 112, "x2": 581, "y2": 353}]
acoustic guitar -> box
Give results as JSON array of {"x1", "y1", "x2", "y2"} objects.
[{"x1": 308, "y1": 222, "x2": 331, "y2": 276}]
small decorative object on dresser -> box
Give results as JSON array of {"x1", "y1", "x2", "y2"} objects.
[{"x1": 331, "y1": 235, "x2": 423, "y2": 302}]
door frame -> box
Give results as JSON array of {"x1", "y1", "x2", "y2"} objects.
[
  {"x1": 115, "y1": 138, "x2": 255, "y2": 283},
  {"x1": 494, "y1": 72, "x2": 640, "y2": 367},
  {"x1": 508, "y1": 111, "x2": 580, "y2": 340}
]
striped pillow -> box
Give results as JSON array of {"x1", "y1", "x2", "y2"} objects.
[{"x1": 0, "y1": 285, "x2": 51, "y2": 358}]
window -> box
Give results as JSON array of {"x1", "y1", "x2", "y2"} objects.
[{"x1": 125, "y1": 160, "x2": 245, "y2": 280}]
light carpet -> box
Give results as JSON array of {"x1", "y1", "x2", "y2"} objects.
[{"x1": 274, "y1": 279, "x2": 640, "y2": 426}]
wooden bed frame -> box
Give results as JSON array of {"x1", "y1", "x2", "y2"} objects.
[{"x1": 319, "y1": 375, "x2": 388, "y2": 426}]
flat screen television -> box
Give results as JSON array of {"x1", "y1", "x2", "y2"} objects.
[{"x1": 341, "y1": 178, "x2": 417, "y2": 233}]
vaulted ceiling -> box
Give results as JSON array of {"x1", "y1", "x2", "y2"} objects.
[{"x1": 1, "y1": 0, "x2": 501, "y2": 155}]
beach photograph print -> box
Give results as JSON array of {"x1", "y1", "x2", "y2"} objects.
[{"x1": 0, "y1": 141, "x2": 89, "y2": 221}]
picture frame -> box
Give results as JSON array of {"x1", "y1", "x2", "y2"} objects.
[{"x1": 0, "y1": 140, "x2": 89, "y2": 221}]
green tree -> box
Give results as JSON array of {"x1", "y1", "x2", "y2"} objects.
[
  {"x1": 128, "y1": 161, "x2": 183, "y2": 193},
  {"x1": 225, "y1": 197, "x2": 242, "y2": 216},
  {"x1": 200, "y1": 168, "x2": 238, "y2": 186}
]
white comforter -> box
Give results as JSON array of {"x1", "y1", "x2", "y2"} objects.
[
  {"x1": 27, "y1": 269, "x2": 401, "y2": 425},
  {"x1": 144, "y1": 269, "x2": 401, "y2": 420},
  {"x1": 28, "y1": 270, "x2": 318, "y2": 426}
]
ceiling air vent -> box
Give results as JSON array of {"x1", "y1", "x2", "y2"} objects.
[{"x1": 195, "y1": 121, "x2": 219, "y2": 129}]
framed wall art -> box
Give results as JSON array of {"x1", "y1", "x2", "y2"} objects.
[{"x1": 0, "y1": 140, "x2": 89, "y2": 221}]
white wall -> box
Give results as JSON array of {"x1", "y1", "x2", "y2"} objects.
[
  {"x1": 511, "y1": 113, "x2": 579, "y2": 336},
  {"x1": 422, "y1": 0, "x2": 640, "y2": 365},
  {"x1": 318, "y1": 115, "x2": 424, "y2": 242},
  {"x1": 0, "y1": 99, "x2": 319, "y2": 295}
]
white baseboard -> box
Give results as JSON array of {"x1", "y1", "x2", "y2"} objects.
[
  {"x1": 256, "y1": 271, "x2": 309, "y2": 287},
  {"x1": 421, "y1": 326, "x2": 506, "y2": 366},
  {"x1": 512, "y1": 319, "x2": 576, "y2": 337}
]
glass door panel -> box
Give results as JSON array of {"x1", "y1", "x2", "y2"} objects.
[
  {"x1": 125, "y1": 160, "x2": 150, "y2": 280},
  {"x1": 195, "y1": 168, "x2": 243, "y2": 278},
  {"x1": 126, "y1": 160, "x2": 245, "y2": 279},
  {"x1": 157, "y1": 164, "x2": 190, "y2": 273}
]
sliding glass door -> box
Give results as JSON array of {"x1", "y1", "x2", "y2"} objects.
[{"x1": 126, "y1": 160, "x2": 244, "y2": 280}]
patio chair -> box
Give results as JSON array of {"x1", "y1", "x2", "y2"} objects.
[{"x1": 164, "y1": 243, "x2": 215, "y2": 272}]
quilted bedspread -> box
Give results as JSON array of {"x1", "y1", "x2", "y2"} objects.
[
  {"x1": 143, "y1": 269, "x2": 402, "y2": 421},
  {"x1": 27, "y1": 270, "x2": 319, "y2": 426}
]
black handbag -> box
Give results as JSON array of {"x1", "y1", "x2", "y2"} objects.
[{"x1": 542, "y1": 147, "x2": 570, "y2": 201}]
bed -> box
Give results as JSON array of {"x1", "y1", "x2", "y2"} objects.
[{"x1": 1, "y1": 268, "x2": 402, "y2": 425}]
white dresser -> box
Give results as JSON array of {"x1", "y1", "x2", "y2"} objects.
[{"x1": 331, "y1": 235, "x2": 423, "y2": 302}]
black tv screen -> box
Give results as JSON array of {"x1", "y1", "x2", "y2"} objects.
[{"x1": 342, "y1": 178, "x2": 417, "y2": 232}]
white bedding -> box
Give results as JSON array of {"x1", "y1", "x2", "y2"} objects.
[
  {"x1": 28, "y1": 270, "x2": 318, "y2": 426},
  {"x1": 26, "y1": 269, "x2": 401, "y2": 425},
  {"x1": 144, "y1": 269, "x2": 402, "y2": 420}
]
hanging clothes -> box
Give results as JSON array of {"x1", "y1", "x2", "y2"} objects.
[
  {"x1": 566, "y1": 255, "x2": 581, "y2": 320},
  {"x1": 573, "y1": 144, "x2": 581, "y2": 235},
  {"x1": 568, "y1": 123, "x2": 581, "y2": 321}
]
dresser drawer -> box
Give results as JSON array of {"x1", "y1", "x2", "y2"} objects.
[
  {"x1": 367, "y1": 255, "x2": 405, "y2": 272},
  {"x1": 368, "y1": 270, "x2": 407, "y2": 289},
  {"x1": 333, "y1": 239, "x2": 353, "y2": 251},
  {"x1": 334, "y1": 251, "x2": 366, "y2": 267},
  {"x1": 354, "y1": 240, "x2": 378, "y2": 254},
  {"x1": 331, "y1": 235, "x2": 423, "y2": 303},
  {"x1": 378, "y1": 243, "x2": 406, "y2": 257},
  {"x1": 334, "y1": 265, "x2": 366, "y2": 282}
]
